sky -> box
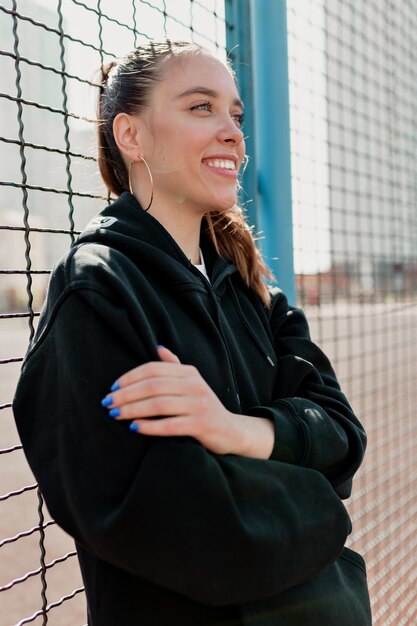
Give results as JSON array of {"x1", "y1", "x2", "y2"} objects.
[{"x1": 31, "y1": 0, "x2": 226, "y2": 121}]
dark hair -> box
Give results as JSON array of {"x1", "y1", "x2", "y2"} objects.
[{"x1": 98, "y1": 40, "x2": 273, "y2": 305}]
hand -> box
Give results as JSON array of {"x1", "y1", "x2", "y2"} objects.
[{"x1": 101, "y1": 346, "x2": 275, "y2": 458}]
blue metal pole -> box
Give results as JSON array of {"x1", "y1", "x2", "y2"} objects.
[
  {"x1": 225, "y1": 0, "x2": 258, "y2": 229},
  {"x1": 250, "y1": 0, "x2": 296, "y2": 305}
]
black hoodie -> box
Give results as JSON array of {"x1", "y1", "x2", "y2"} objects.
[{"x1": 13, "y1": 192, "x2": 371, "y2": 625}]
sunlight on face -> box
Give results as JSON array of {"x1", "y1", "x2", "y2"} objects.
[{"x1": 137, "y1": 53, "x2": 246, "y2": 215}]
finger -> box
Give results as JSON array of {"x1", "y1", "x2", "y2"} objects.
[
  {"x1": 108, "y1": 395, "x2": 192, "y2": 420},
  {"x1": 156, "y1": 345, "x2": 181, "y2": 364},
  {"x1": 111, "y1": 360, "x2": 197, "y2": 391},
  {"x1": 129, "y1": 416, "x2": 194, "y2": 437},
  {"x1": 103, "y1": 376, "x2": 201, "y2": 408}
]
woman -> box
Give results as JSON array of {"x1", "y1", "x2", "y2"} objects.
[{"x1": 13, "y1": 41, "x2": 372, "y2": 625}]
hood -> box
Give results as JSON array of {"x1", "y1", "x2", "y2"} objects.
[
  {"x1": 74, "y1": 192, "x2": 274, "y2": 367},
  {"x1": 75, "y1": 191, "x2": 237, "y2": 291}
]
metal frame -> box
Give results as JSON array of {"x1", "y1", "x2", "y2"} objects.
[
  {"x1": 224, "y1": 0, "x2": 258, "y2": 228},
  {"x1": 226, "y1": 0, "x2": 296, "y2": 304}
]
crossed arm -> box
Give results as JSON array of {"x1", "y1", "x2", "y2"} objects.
[
  {"x1": 101, "y1": 344, "x2": 276, "y2": 459},
  {"x1": 13, "y1": 285, "x2": 356, "y2": 604}
]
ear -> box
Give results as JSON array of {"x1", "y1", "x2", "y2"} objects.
[{"x1": 112, "y1": 113, "x2": 143, "y2": 161}]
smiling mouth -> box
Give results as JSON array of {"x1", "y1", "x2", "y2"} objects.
[
  {"x1": 202, "y1": 158, "x2": 236, "y2": 170},
  {"x1": 202, "y1": 159, "x2": 238, "y2": 181}
]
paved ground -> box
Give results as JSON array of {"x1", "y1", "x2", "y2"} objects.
[
  {"x1": 1, "y1": 303, "x2": 417, "y2": 625},
  {"x1": 0, "y1": 319, "x2": 86, "y2": 626}
]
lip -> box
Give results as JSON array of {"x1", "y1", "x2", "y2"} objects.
[{"x1": 201, "y1": 153, "x2": 240, "y2": 179}]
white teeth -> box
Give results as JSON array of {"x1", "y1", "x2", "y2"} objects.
[{"x1": 204, "y1": 159, "x2": 236, "y2": 170}]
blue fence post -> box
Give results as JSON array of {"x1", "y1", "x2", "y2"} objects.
[
  {"x1": 250, "y1": 0, "x2": 296, "y2": 305},
  {"x1": 225, "y1": 0, "x2": 258, "y2": 229}
]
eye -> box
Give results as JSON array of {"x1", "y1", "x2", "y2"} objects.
[
  {"x1": 190, "y1": 102, "x2": 244, "y2": 128},
  {"x1": 190, "y1": 101, "x2": 213, "y2": 113},
  {"x1": 232, "y1": 112, "x2": 245, "y2": 128}
]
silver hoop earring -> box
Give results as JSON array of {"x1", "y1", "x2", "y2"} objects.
[
  {"x1": 128, "y1": 156, "x2": 154, "y2": 212},
  {"x1": 242, "y1": 154, "x2": 250, "y2": 176}
]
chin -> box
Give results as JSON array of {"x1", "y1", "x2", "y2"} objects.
[{"x1": 210, "y1": 194, "x2": 238, "y2": 213}]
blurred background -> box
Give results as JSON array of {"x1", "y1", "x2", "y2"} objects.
[{"x1": 1, "y1": 0, "x2": 416, "y2": 624}]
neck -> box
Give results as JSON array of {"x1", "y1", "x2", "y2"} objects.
[{"x1": 147, "y1": 202, "x2": 202, "y2": 264}]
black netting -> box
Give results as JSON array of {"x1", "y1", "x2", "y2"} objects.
[
  {"x1": 287, "y1": 2, "x2": 417, "y2": 623},
  {"x1": 0, "y1": 1, "x2": 227, "y2": 623},
  {"x1": 2, "y1": 0, "x2": 417, "y2": 623}
]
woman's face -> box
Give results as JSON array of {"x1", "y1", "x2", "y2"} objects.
[{"x1": 138, "y1": 53, "x2": 245, "y2": 214}]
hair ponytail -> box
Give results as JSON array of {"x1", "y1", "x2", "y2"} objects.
[
  {"x1": 204, "y1": 210, "x2": 273, "y2": 307},
  {"x1": 97, "y1": 61, "x2": 129, "y2": 195}
]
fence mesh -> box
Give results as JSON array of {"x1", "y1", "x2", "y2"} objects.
[
  {"x1": 0, "y1": 0, "x2": 226, "y2": 623},
  {"x1": 287, "y1": 1, "x2": 417, "y2": 624},
  {"x1": 2, "y1": 0, "x2": 417, "y2": 624}
]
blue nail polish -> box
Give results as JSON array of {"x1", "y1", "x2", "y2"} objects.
[
  {"x1": 129, "y1": 422, "x2": 139, "y2": 432},
  {"x1": 101, "y1": 395, "x2": 113, "y2": 408},
  {"x1": 109, "y1": 407, "x2": 120, "y2": 418},
  {"x1": 110, "y1": 381, "x2": 120, "y2": 392}
]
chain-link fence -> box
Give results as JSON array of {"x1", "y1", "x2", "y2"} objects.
[
  {"x1": 288, "y1": 1, "x2": 417, "y2": 624},
  {"x1": 0, "y1": 1, "x2": 226, "y2": 623},
  {"x1": 2, "y1": 0, "x2": 417, "y2": 624}
]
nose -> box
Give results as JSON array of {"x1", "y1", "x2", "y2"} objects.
[{"x1": 218, "y1": 115, "x2": 245, "y2": 146}]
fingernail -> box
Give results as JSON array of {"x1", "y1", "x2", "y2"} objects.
[
  {"x1": 156, "y1": 344, "x2": 166, "y2": 349},
  {"x1": 109, "y1": 408, "x2": 120, "y2": 418},
  {"x1": 129, "y1": 422, "x2": 139, "y2": 432},
  {"x1": 110, "y1": 381, "x2": 120, "y2": 392},
  {"x1": 101, "y1": 395, "x2": 113, "y2": 408}
]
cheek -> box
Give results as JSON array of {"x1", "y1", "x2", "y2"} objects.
[
  {"x1": 147, "y1": 116, "x2": 222, "y2": 179},
  {"x1": 152, "y1": 129, "x2": 197, "y2": 170},
  {"x1": 145, "y1": 118, "x2": 176, "y2": 161},
  {"x1": 238, "y1": 138, "x2": 246, "y2": 163}
]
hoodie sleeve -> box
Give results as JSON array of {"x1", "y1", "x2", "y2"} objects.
[
  {"x1": 13, "y1": 279, "x2": 352, "y2": 607},
  {"x1": 246, "y1": 290, "x2": 366, "y2": 499}
]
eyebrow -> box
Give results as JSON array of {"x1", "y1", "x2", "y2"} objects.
[{"x1": 175, "y1": 86, "x2": 244, "y2": 109}]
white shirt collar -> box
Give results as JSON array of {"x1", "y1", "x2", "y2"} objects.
[{"x1": 193, "y1": 248, "x2": 210, "y2": 282}]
